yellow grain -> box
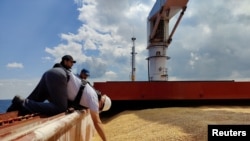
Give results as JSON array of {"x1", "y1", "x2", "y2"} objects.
[{"x1": 93, "y1": 106, "x2": 250, "y2": 141}]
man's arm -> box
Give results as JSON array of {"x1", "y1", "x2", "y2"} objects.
[{"x1": 90, "y1": 110, "x2": 107, "y2": 141}]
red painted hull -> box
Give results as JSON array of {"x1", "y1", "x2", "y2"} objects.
[{"x1": 93, "y1": 81, "x2": 250, "y2": 100}]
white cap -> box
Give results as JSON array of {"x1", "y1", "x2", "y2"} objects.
[{"x1": 102, "y1": 95, "x2": 111, "y2": 112}]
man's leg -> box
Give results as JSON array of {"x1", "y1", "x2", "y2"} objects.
[
  {"x1": 24, "y1": 68, "x2": 68, "y2": 116},
  {"x1": 27, "y1": 73, "x2": 48, "y2": 102},
  {"x1": 23, "y1": 99, "x2": 61, "y2": 116},
  {"x1": 6, "y1": 73, "x2": 48, "y2": 112}
]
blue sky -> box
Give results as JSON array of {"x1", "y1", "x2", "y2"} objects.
[
  {"x1": 1, "y1": 0, "x2": 250, "y2": 99},
  {"x1": 0, "y1": 0, "x2": 81, "y2": 79}
]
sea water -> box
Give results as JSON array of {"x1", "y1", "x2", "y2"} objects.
[{"x1": 0, "y1": 100, "x2": 11, "y2": 113}]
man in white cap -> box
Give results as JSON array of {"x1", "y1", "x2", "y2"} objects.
[{"x1": 67, "y1": 71, "x2": 111, "y2": 141}]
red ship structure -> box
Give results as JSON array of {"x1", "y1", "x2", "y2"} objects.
[{"x1": 93, "y1": 0, "x2": 250, "y2": 107}]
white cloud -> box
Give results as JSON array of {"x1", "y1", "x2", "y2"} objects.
[
  {"x1": 42, "y1": 56, "x2": 52, "y2": 61},
  {"x1": 6, "y1": 62, "x2": 24, "y2": 69},
  {"x1": 2, "y1": 0, "x2": 250, "y2": 101},
  {"x1": 0, "y1": 79, "x2": 39, "y2": 99},
  {"x1": 45, "y1": 0, "x2": 250, "y2": 82},
  {"x1": 45, "y1": 0, "x2": 151, "y2": 81}
]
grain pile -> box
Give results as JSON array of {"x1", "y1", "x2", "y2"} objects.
[{"x1": 93, "y1": 106, "x2": 250, "y2": 141}]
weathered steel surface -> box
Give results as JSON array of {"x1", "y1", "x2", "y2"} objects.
[
  {"x1": 0, "y1": 110, "x2": 94, "y2": 141},
  {"x1": 0, "y1": 111, "x2": 40, "y2": 128}
]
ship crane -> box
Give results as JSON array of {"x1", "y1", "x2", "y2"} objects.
[{"x1": 147, "y1": 0, "x2": 188, "y2": 81}]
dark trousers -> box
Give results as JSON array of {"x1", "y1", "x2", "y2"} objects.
[{"x1": 24, "y1": 67, "x2": 68, "y2": 116}]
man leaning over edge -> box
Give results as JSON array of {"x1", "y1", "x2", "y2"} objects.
[{"x1": 67, "y1": 71, "x2": 111, "y2": 141}]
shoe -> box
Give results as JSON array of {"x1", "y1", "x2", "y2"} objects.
[
  {"x1": 12, "y1": 95, "x2": 24, "y2": 106},
  {"x1": 6, "y1": 104, "x2": 18, "y2": 112},
  {"x1": 6, "y1": 95, "x2": 24, "y2": 112}
]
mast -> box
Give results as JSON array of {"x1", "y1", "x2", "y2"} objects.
[{"x1": 131, "y1": 37, "x2": 136, "y2": 81}]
